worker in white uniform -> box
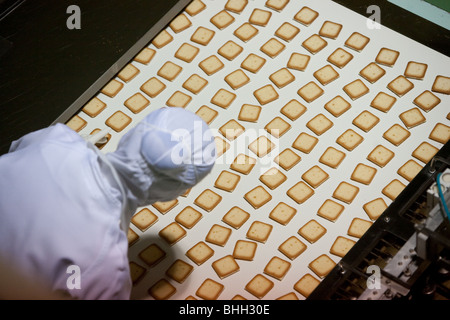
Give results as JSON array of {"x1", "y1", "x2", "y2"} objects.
[{"x1": 0, "y1": 107, "x2": 216, "y2": 300}]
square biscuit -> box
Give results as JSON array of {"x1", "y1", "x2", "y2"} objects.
[
  {"x1": 332, "y1": 181, "x2": 359, "y2": 204},
  {"x1": 152, "y1": 199, "x2": 178, "y2": 214},
  {"x1": 248, "y1": 135, "x2": 276, "y2": 157},
  {"x1": 206, "y1": 224, "x2": 232, "y2": 247},
  {"x1": 387, "y1": 76, "x2": 414, "y2": 97},
  {"x1": 169, "y1": 13, "x2": 192, "y2": 33},
  {"x1": 244, "y1": 186, "x2": 272, "y2": 209},
  {"x1": 82, "y1": 97, "x2": 106, "y2": 117},
  {"x1": 413, "y1": 90, "x2": 441, "y2": 112},
  {"x1": 157, "y1": 61, "x2": 182, "y2": 81},
  {"x1": 139, "y1": 243, "x2": 166, "y2": 267},
  {"x1": 159, "y1": 222, "x2": 187, "y2": 246},
  {"x1": 264, "y1": 256, "x2": 291, "y2": 280},
  {"x1": 347, "y1": 218, "x2": 373, "y2": 238},
  {"x1": 313, "y1": 65, "x2": 339, "y2": 86},
  {"x1": 225, "y1": 0, "x2": 248, "y2": 13},
  {"x1": 319, "y1": 146, "x2": 346, "y2": 169},
  {"x1": 344, "y1": 32, "x2": 370, "y2": 51},
  {"x1": 382, "y1": 179, "x2": 406, "y2": 201},
  {"x1": 166, "y1": 91, "x2": 192, "y2": 108},
  {"x1": 302, "y1": 165, "x2": 329, "y2": 188},
  {"x1": 298, "y1": 219, "x2": 326, "y2": 243},
  {"x1": 212, "y1": 255, "x2": 240, "y2": 279},
  {"x1": 343, "y1": 79, "x2": 369, "y2": 100},
  {"x1": 404, "y1": 61, "x2": 428, "y2": 80},
  {"x1": 245, "y1": 274, "x2": 274, "y2": 299},
  {"x1": 278, "y1": 236, "x2": 307, "y2": 260},
  {"x1": 241, "y1": 53, "x2": 266, "y2": 73},
  {"x1": 211, "y1": 88, "x2": 236, "y2": 109},
  {"x1": 275, "y1": 148, "x2": 301, "y2": 171},
  {"x1": 275, "y1": 22, "x2": 300, "y2": 42},
  {"x1": 210, "y1": 10, "x2": 235, "y2": 30},
  {"x1": 234, "y1": 22, "x2": 259, "y2": 42},
  {"x1": 219, "y1": 119, "x2": 245, "y2": 141},
  {"x1": 233, "y1": 240, "x2": 257, "y2": 261},
  {"x1": 412, "y1": 141, "x2": 439, "y2": 164},
  {"x1": 124, "y1": 93, "x2": 149, "y2": 114},
  {"x1": 249, "y1": 8, "x2": 272, "y2": 26},
  {"x1": 239, "y1": 104, "x2": 262, "y2": 122},
  {"x1": 222, "y1": 207, "x2": 250, "y2": 229},
  {"x1": 166, "y1": 259, "x2": 194, "y2": 284},
  {"x1": 327, "y1": 47, "x2": 353, "y2": 69},
  {"x1": 230, "y1": 153, "x2": 257, "y2": 175},
  {"x1": 397, "y1": 159, "x2": 423, "y2": 182},
  {"x1": 127, "y1": 228, "x2": 139, "y2": 247},
  {"x1": 148, "y1": 279, "x2": 176, "y2": 300},
  {"x1": 336, "y1": 129, "x2": 363, "y2": 151},
  {"x1": 254, "y1": 85, "x2": 279, "y2": 105},
  {"x1": 129, "y1": 261, "x2": 146, "y2": 285},
  {"x1": 429, "y1": 123, "x2": 450, "y2": 144},
  {"x1": 383, "y1": 123, "x2": 411, "y2": 146},
  {"x1": 352, "y1": 110, "x2": 380, "y2": 132},
  {"x1": 185, "y1": 0, "x2": 206, "y2": 16},
  {"x1": 105, "y1": 111, "x2": 132, "y2": 132},
  {"x1": 287, "y1": 181, "x2": 314, "y2": 204},
  {"x1": 140, "y1": 77, "x2": 166, "y2": 98},
  {"x1": 196, "y1": 278, "x2": 224, "y2": 300},
  {"x1": 131, "y1": 208, "x2": 158, "y2": 232},
  {"x1": 302, "y1": 34, "x2": 327, "y2": 54},
  {"x1": 319, "y1": 20, "x2": 343, "y2": 39},
  {"x1": 269, "y1": 202, "x2": 297, "y2": 225},
  {"x1": 152, "y1": 29, "x2": 173, "y2": 48},
  {"x1": 190, "y1": 26, "x2": 215, "y2": 46},
  {"x1": 260, "y1": 167, "x2": 287, "y2": 190},
  {"x1": 294, "y1": 6, "x2": 319, "y2": 26},
  {"x1": 280, "y1": 99, "x2": 307, "y2": 121},
  {"x1": 294, "y1": 274, "x2": 320, "y2": 298},
  {"x1": 375, "y1": 47, "x2": 400, "y2": 67},
  {"x1": 90, "y1": 128, "x2": 111, "y2": 150},
  {"x1": 306, "y1": 113, "x2": 333, "y2": 135},
  {"x1": 287, "y1": 52, "x2": 310, "y2": 71},
  {"x1": 101, "y1": 79, "x2": 123, "y2": 98},
  {"x1": 270, "y1": 68, "x2": 295, "y2": 88},
  {"x1": 309, "y1": 254, "x2": 336, "y2": 279},
  {"x1": 246, "y1": 220, "x2": 273, "y2": 243},
  {"x1": 225, "y1": 69, "x2": 250, "y2": 90},
  {"x1": 360, "y1": 62, "x2": 386, "y2": 83},
  {"x1": 199, "y1": 55, "x2": 224, "y2": 76},
  {"x1": 134, "y1": 47, "x2": 156, "y2": 65},
  {"x1": 367, "y1": 145, "x2": 395, "y2": 167},
  {"x1": 265, "y1": 116, "x2": 291, "y2": 138},
  {"x1": 214, "y1": 170, "x2": 241, "y2": 192},
  {"x1": 218, "y1": 40, "x2": 243, "y2": 60},
  {"x1": 266, "y1": 0, "x2": 290, "y2": 11},
  {"x1": 432, "y1": 75, "x2": 450, "y2": 95},
  {"x1": 330, "y1": 236, "x2": 356, "y2": 258},
  {"x1": 292, "y1": 132, "x2": 318, "y2": 154},
  {"x1": 195, "y1": 106, "x2": 219, "y2": 124},
  {"x1": 195, "y1": 105, "x2": 218, "y2": 125},
  {"x1": 298, "y1": 81, "x2": 324, "y2": 103},
  {"x1": 117, "y1": 63, "x2": 140, "y2": 83},
  {"x1": 186, "y1": 241, "x2": 214, "y2": 265},
  {"x1": 175, "y1": 43, "x2": 200, "y2": 63},
  {"x1": 194, "y1": 189, "x2": 222, "y2": 212},
  {"x1": 399, "y1": 107, "x2": 426, "y2": 129},
  {"x1": 350, "y1": 163, "x2": 377, "y2": 185},
  {"x1": 317, "y1": 199, "x2": 344, "y2": 222},
  {"x1": 260, "y1": 38, "x2": 286, "y2": 58},
  {"x1": 363, "y1": 198, "x2": 387, "y2": 220},
  {"x1": 370, "y1": 91, "x2": 397, "y2": 113},
  {"x1": 175, "y1": 206, "x2": 203, "y2": 229}
]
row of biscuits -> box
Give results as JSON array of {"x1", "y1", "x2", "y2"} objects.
[{"x1": 66, "y1": 0, "x2": 450, "y2": 300}]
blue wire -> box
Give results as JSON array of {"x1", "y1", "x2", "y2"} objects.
[{"x1": 436, "y1": 173, "x2": 450, "y2": 221}]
